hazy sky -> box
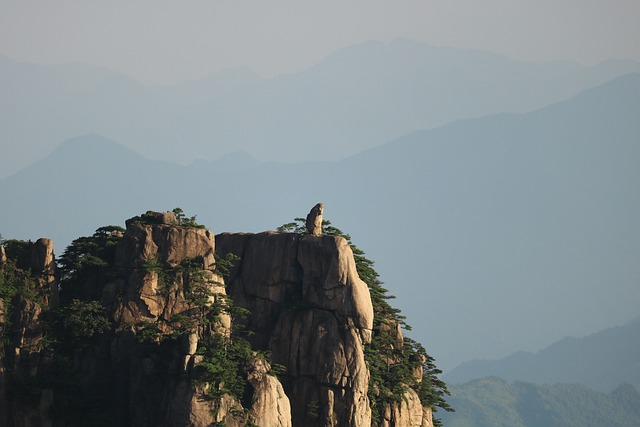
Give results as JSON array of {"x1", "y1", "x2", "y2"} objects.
[{"x1": 2, "y1": 0, "x2": 639, "y2": 85}]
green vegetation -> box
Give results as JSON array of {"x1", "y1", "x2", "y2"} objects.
[
  {"x1": 193, "y1": 332, "x2": 254, "y2": 402},
  {"x1": 125, "y1": 208, "x2": 205, "y2": 229},
  {"x1": 3, "y1": 239, "x2": 32, "y2": 269},
  {"x1": 172, "y1": 207, "x2": 206, "y2": 228},
  {"x1": 57, "y1": 225, "x2": 124, "y2": 302},
  {"x1": 307, "y1": 400, "x2": 320, "y2": 420},
  {"x1": 277, "y1": 218, "x2": 453, "y2": 425},
  {"x1": 0, "y1": 239, "x2": 43, "y2": 342},
  {"x1": 441, "y1": 377, "x2": 640, "y2": 427},
  {"x1": 182, "y1": 254, "x2": 259, "y2": 406},
  {"x1": 138, "y1": 249, "x2": 258, "y2": 406},
  {"x1": 4, "y1": 210, "x2": 453, "y2": 425},
  {"x1": 0, "y1": 241, "x2": 39, "y2": 301},
  {"x1": 51, "y1": 211, "x2": 261, "y2": 421},
  {"x1": 55, "y1": 299, "x2": 111, "y2": 347}
]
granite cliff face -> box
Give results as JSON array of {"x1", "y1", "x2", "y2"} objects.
[
  {"x1": 0, "y1": 211, "x2": 441, "y2": 426},
  {"x1": 216, "y1": 232, "x2": 374, "y2": 426}
]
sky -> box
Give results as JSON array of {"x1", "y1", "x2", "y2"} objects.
[{"x1": 1, "y1": 0, "x2": 640, "y2": 85}]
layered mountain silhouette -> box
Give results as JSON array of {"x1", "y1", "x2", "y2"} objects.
[
  {"x1": 1, "y1": 74, "x2": 639, "y2": 370},
  {"x1": 445, "y1": 316, "x2": 640, "y2": 391},
  {"x1": 2, "y1": 39, "x2": 640, "y2": 177},
  {"x1": 439, "y1": 377, "x2": 640, "y2": 427}
]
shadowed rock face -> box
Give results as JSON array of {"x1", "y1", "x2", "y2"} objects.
[
  {"x1": 0, "y1": 238, "x2": 58, "y2": 427},
  {"x1": 216, "y1": 232, "x2": 374, "y2": 427},
  {"x1": 2, "y1": 212, "x2": 434, "y2": 427}
]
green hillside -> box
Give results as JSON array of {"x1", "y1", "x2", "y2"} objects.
[{"x1": 440, "y1": 377, "x2": 640, "y2": 427}]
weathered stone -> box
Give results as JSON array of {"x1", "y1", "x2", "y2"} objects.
[
  {"x1": 306, "y1": 202, "x2": 324, "y2": 236},
  {"x1": 271, "y1": 310, "x2": 371, "y2": 426},
  {"x1": 247, "y1": 358, "x2": 292, "y2": 427},
  {"x1": 411, "y1": 354, "x2": 427, "y2": 384},
  {"x1": 184, "y1": 332, "x2": 199, "y2": 355},
  {"x1": 297, "y1": 235, "x2": 374, "y2": 341},
  {"x1": 112, "y1": 218, "x2": 229, "y2": 334},
  {"x1": 181, "y1": 332, "x2": 200, "y2": 371},
  {"x1": 422, "y1": 406, "x2": 434, "y2": 427},
  {"x1": 217, "y1": 232, "x2": 373, "y2": 342},
  {"x1": 185, "y1": 384, "x2": 219, "y2": 427},
  {"x1": 0, "y1": 246, "x2": 6, "y2": 267},
  {"x1": 378, "y1": 388, "x2": 433, "y2": 427},
  {"x1": 213, "y1": 393, "x2": 246, "y2": 427},
  {"x1": 216, "y1": 231, "x2": 374, "y2": 426},
  {"x1": 392, "y1": 388, "x2": 426, "y2": 427},
  {"x1": 29, "y1": 238, "x2": 55, "y2": 275},
  {"x1": 115, "y1": 220, "x2": 216, "y2": 269},
  {"x1": 27, "y1": 238, "x2": 59, "y2": 309},
  {"x1": 1, "y1": 211, "x2": 440, "y2": 427},
  {"x1": 125, "y1": 210, "x2": 178, "y2": 228}
]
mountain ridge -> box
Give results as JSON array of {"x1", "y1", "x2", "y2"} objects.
[
  {"x1": 444, "y1": 314, "x2": 640, "y2": 391},
  {"x1": 439, "y1": 377, "x2": 640, "y2": 427},
  {"x1": 1, "y1": 73, "x2": 639, "y2": 371},
  {"x1": 3, "y1": 39, "x2": 640, "y2": 177}
]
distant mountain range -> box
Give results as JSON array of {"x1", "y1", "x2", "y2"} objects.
[
  {"x1": 439, "y1": 377, "x2": 640, "y2": 427},
  {"x1": 445, "y1": 316, "x2": 640, "y2": 391},
  {"x1": 2, "y1": 38, "x2": 640, "y2": 177},
  {"x1": 1, "y1": 73, "x2": 639, "y2": 371}
]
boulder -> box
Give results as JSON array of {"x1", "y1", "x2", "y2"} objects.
[
  {"x1": 247, "y1": 358, "x2": 292, "y2": 427},
  {"x1": 29, "y1": 238, "x2": 55, "y2": 275},
  {"x1": 305, "y1": 203, "x2": 324, "y2": 236}
]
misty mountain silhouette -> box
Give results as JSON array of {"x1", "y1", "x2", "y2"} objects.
[
  {"x1": 1, "y1": 74, "x2": 639, "y2": 371},
  {"x1": 439, "y1": 377, "x2": 640, "y2": 427},
  {"x1": 2, "y1": 39, "x2": 640, "y2": 177},
  {"x1": 444, "y1": 315, "x2": 640, "y2": 391}
]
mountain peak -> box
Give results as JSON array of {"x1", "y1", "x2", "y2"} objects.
[{"x1": 53, "y1": 134, "x2": 142, "y2": 159}]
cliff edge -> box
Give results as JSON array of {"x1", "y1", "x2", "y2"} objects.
[{"x1": 0, "y1": 209, "x2": 446, "y2": 426}]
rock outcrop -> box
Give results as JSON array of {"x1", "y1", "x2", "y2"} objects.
[
  {"x1": 305, "y1": 202, "x2": 324, "y2": 236},
  {"x1": 247, "y1": 357, "x2": 292, "y2": 427},
  {"x1": 1, "y1": 210, "x2": 443, "y2": 427},
  {"x1": 108, "y1": 211, "x2": 229, "y2": 334},
  {"x1": 0, "y1": 238, "x2": 58, "y2": 427},
  {"x1": 216, "y1": 231, "x2": 374, "y2": 426},
  {"x1": 101, "y1": 212, "x2": 264, "y2": 425},
  {"x1": 378, "y1": 389, "x2": 434, "y2": 427}
]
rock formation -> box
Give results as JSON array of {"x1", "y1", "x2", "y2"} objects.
[
  {"x1": 246, "y1": 357, "x2": 292, "y2": 427},
  {"x1": 0, "y1": 210, "x2": 443, "y2": 427},
  {"x1": 0, "y1": 238, "x2": 58, "y2": 427},
  {"x1": 305, "y1": 202, "x2": 324, "y2": 236},
  {"x1": 216, "y1": 231, "x2": 374, "y2": 426}
]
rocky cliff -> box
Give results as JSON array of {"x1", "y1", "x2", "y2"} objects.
[
  {"x1": 0, "y1": 238, "x2": 58, "y2": 427},
  {"x1": 215, "y1": 232, "x2": 373, "y2": 426},
  {"x1": 0, "y1": 210, "x2": 445, "y2": 426}
]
